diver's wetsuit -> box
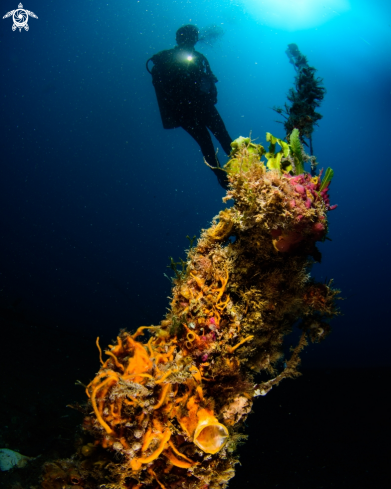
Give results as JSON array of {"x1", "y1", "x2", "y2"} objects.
[
  {"x1": 178, "y1": 104, "x2": 232, "y2": 168},
  {"x1": 148, "y1": 46, "x2": 232, "y2": 187}
]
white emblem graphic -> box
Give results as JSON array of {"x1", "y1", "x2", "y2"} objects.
[{"x1": 3, "y1": 3, "x2": 38, "y2": 32}]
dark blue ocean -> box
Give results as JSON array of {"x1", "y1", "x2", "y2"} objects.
[{"x1": 1, "y1": 1, "x2": 390, "y2": 487}]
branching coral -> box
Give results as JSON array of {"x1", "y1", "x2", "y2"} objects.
[{"x1": 41, "y1": 136, "x2": 340, "y2": 489}]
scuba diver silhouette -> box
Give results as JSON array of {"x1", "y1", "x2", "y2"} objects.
[{"x1": 146, "y1": 25, "x2": 232, "y2": 189}]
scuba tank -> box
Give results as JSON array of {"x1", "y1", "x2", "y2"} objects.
[{"x1": 146, "y1": 51, "x2": 180, "y2": 129}]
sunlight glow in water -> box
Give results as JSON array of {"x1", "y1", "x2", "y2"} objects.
[{"x1": 244, "y1": 0, "x2": 351, "y2": 31}]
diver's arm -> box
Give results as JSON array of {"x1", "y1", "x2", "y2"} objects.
[{"x1": 197, "y1": 54, "x2": 218, "y2": 83}]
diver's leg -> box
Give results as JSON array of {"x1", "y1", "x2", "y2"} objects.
[
  {"x1": 180, "y1": 119, "x2": 218, "y2": 167},
  {"x1": 204, "y1": 106, "x2": 232, "y2": 156},
  {"x1": 180, "y1": 119, "x2": 228, "y2": 190}
]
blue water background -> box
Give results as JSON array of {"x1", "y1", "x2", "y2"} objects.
[{"x1": 1, "y1": 0, "x2": 390, "y2": 368}]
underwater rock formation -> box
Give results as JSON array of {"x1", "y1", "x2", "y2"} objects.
[
  {"x1": 41, "y1": 136, "x2": 339, "y2": 489},
  {"x1": 0, "y1": 448, "x2": 35, "y2": 471}
]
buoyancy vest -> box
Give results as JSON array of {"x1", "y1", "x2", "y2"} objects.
[{"x1": 147, "y1": 47, "x2": 218, "y2": 129}]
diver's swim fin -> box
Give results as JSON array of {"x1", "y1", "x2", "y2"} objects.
[{"x1": 212, "y1": 166, "x2": 229, "y2": 190}]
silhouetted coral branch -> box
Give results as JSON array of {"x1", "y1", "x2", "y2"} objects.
[{"x1": 274, "y1": 43, "x2": 326, "y2": 160}]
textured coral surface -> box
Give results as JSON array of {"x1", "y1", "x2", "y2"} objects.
[{"x1": 41, "y1": 137, "x2": 339, "y2": 489}]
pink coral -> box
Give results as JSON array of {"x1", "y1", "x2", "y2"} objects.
[
  {"x1": 286, "y1": 171, "x2": 337, "y2": 212},
  {"x1": 271, "y1": 171, "x2": 337, "y2": 253}
]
